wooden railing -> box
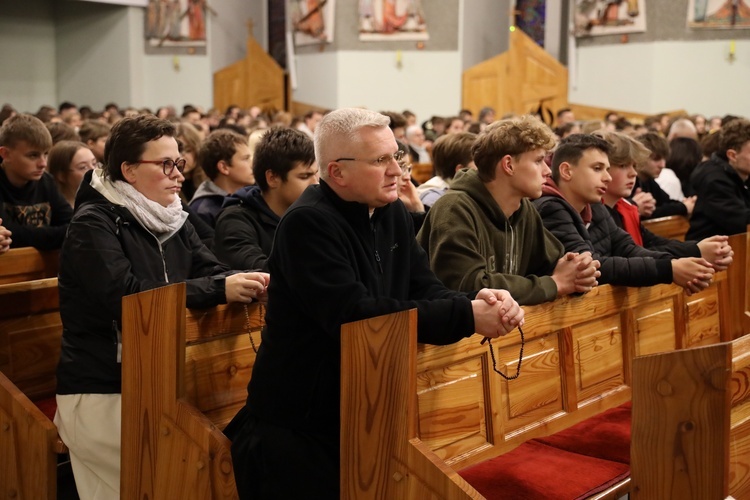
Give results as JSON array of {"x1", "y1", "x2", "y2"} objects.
[{"x1": 0, "y1": 247, "x2": 58, "y2": 285}]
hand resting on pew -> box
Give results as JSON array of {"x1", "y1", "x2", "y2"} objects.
[
  {"x1": 225, "y1": 271, "x2": 270, "y2": 303},
  {"x1": 472, "y1": 288, "x2": 524, "y2": 338},
  {"x1": 697, "y1": 234, "x2": 734, "y2": 271},
  {"x1": 0, "y1": 217, "x2": 11, "y2": 254}
]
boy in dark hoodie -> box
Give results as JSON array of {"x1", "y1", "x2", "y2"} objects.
[
  {"x1": 189, "y1": 129, "x2": 254, "y2": 227},
  {"x1": 214, "y1": 127, "x2": 318, "y2": 272},
  {"x1": 533, "y1": 134, "x2": 714, "y2": 294},
  {"x1": 417, "y1": 115, "x2": 600, "y2": 305}
]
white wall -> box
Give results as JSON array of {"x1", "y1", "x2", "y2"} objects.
[
  {"x1": 335, "y1": 51, "x2": 462, "y2": 123},
  {"x1": 292, "y1": 50, "x2": 462, "y2": 123},
  {"x1": 292, "y1": 52, "x2": 339, "y2": 110},
  {"x1": 0, "y1": 0, "x2": 57, "y2": 113},
  {"x1": 571, "y1": 39, "x2": 750, "y2": 117},
  {"x1": 211, "y1": 0, "x2": 267, "y2": 73},
  {"x1": 56, "y1": 1, "x2": 133, "y2": 109}
]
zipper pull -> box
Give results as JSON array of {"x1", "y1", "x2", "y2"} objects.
[{"x1": 375, "y1": 250, "x2": 383, "y2": 274}]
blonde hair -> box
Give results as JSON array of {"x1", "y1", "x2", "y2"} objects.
[
  {"x1": 472, "y1": 114, "x2": 556, "y2": 181},
  {"x1": 592, "y1": 130, "x2": 650, "y2": 167}
]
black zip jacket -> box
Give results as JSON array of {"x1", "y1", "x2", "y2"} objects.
[
  {"x1": 244, "y1": 180, "x2": 478, "y2": 440},
  {"x1": 533, "y1": 195, "x2": 673, "y2": 286},
  {"x1": 687, "y1": 153, "x2": 750, "y2": 240},
  {"x1": 213, "y1": 185, "x2": 279, "y2": 272},
  {"x1": 56, "y1": 169, "x2": 230, "y2": 394}
]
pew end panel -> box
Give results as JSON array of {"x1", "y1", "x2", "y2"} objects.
[
  {"x1": 340, "y1": 309, "x2": 481, "y2": 499},
  {"x1": 121, "y1": 283, "x2": 240, "y2": 500},
  {"x1": 0, "y1": 370, "x2": 58, "y2": 500},
  {"x1": 631, "y1": 343, "x2": 732, "y2": 499}
]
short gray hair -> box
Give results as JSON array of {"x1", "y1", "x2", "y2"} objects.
[
  {"x1": 405, "y1": 125, "x2": 423, "y2": 140},
  {"x1": 314, "y1": 108, "x2": 390, "y2": 179}
]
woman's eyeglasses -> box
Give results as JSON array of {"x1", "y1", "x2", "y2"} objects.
[{"x1": 138, "y1": 158, "x2": 187, "y2": 176}]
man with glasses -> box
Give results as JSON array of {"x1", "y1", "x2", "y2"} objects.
[
  {"x1": 226, "y1": 108, "x2": 525, "y2": 499},
  {"x1": 189, "y1": 129, "x2": 255, "y2": 227},
  {"x1": 55, "y1": 115, "x2": 269, "y2": 497}
]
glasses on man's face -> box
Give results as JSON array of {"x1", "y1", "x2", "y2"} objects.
[
  {"x1": 138, "y1": 158, "x2": 187, "y2": 177},
  {"x1": 335, "y1": 150, "x2": 407, "y2": 171}
]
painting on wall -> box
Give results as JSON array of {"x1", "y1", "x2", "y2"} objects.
[
  {"x1": 688, "y1": 0, "x2": 750, "y2": 29},
  {"x1": 145, "y1": 0, "x2": 209, "y2": 54},
  {"x1": 358, "y1": 0, "x2": 429, "y2": 42},
  {"x1": 290, "y1": 0, "x2": 336, "y2": 46},
  {"x1": 574, "y1": 0, "x2": 647, "y2": 37},
  {"x1": 516, "y1": 0, "x2": 546, "y2": 47}
]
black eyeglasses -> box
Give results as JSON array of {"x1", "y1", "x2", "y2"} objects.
[
  {"x1": 335, "y1": 150, "x2": 406, "y2": 170},
  {"x1": 138, "y1": 158, "x2": 187, "y2": 176}
]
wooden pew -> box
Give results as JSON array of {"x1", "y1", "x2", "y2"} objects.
[
  {"x1": 631, "y1": 335, "x2": 750, "y2": 499},
  {"x1": 121, "y1": 284, "x2": 264, "y2": 498},
  {"x1": 414, "y1": 273, "x2": 728, "y2": 474},
  {"x1": 0, "y1": 277, "x2": 63, "y2": 500},
  {"x1": 641, "y1": 215, "x2": 690, "y2": 242},
  {"x1": 0, "y1": 247, "x2": 58, "y2": 285}
]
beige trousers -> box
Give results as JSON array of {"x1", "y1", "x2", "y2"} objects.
[{"x1": 55, "y1": 394, "x2": 121, "y2": 500}]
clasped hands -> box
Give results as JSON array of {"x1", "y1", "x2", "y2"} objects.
[{"x1": 472, "y1": 288, "x2": 524, "y2": 341}]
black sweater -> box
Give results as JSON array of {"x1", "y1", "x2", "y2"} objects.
[
  {"x1": 0, "y1": 168, "x2": 72, "y2": 249},
  {"x1": 533, "y1": 195, "x2": 673, "y2": 286},
  {"x1": 245, "y1": 181, "x2": 478, "y2": 440}
]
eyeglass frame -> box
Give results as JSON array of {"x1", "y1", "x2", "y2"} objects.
[
  {"x1": 334, "y1": 150, "x2": 407, "y2": 171},
  {"x1": 136, "y1": 158, "x2": 187, "y2": 177}
]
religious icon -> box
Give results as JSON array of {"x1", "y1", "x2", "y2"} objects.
[
  {"x1": 358, "y1": 0, "x2": 429, "y2": 41},
  {"x1": 688, "y1": 0, "x2": 750, "y2": 28},
  {"x1": 290, "y1": 0, "x2": 336, "y2": 46},
  {"x1": 574, "y1": 0, "x2": 646, "y2": 37},
  {"x1": 145, "y1": 0, "x2": 211, "y2": 54}
]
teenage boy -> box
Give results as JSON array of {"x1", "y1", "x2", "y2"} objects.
[
  {"x1": 0, "y1": 114, "x2": 72, "y2": 249},
  {"x1": 418, "y1": 115, "x2": 600, "y2": 306},
  {"x1": 687, "y1": 118, "x2": 750, "y2": 240},
  {"x1": 632, "y1": 132, "x2": 695, "y2": 218},
  {"x1": 214, "y1": 127, "x2": 319, "y2": 272},
  {"x1": 189, "y1": 129, "x2": 254, "y2": 227},
  {"x1": 534, "y1": 134, "x2": 714, "y2": 294},
  {"x1": 416, "y1": 132, "x2": 476, "y2": 209},
  {"x1": 597, "y1": 130, "x2": 733, "y2": 269}
]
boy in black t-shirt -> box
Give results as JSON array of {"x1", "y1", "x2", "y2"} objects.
[{"x1": 0, "y1": 114, "x2": 72, "y2": 250}]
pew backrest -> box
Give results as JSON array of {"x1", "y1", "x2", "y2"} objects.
[
  {"x1": 0, "y1": 248, "x2": 58, "y2": 285},
  {"x1": 641, "y1": 215, "x2": 690, "y2": 241},
  {"x1": 415, "y1": 274, "x2": 729, "y2": 471}
]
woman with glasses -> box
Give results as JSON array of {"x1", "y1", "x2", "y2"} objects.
[{"x1": 54, "y1": 115, "x2": 269, "y2": 498}]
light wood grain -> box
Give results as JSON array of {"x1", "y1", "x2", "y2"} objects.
[
  {"x1": 642, "y1": 215, "x2": 690, "y2": 242},
  {"x1": 213, "y1": 35, "x2": 286, "y2": 113},
  {"x1": 631, "y1": 343, "x2": 731, "y2": 499}
]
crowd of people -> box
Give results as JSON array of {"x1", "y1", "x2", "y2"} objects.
[{"x1": 0, "y1": 99, "x2": 747, "y2": 498}]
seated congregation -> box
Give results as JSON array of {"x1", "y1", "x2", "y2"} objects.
[{"x1": 1, "y1": 99, "x2": 750, "y2": 499}]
